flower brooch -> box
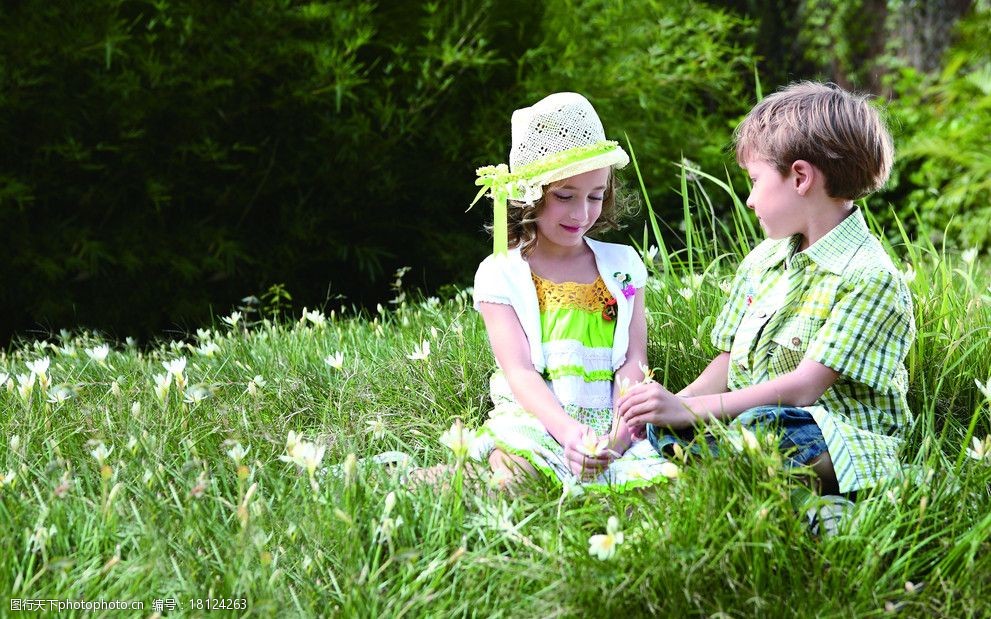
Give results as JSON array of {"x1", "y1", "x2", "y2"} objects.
[{"x1": 602, "y1": 272, "x2": 636, "y2": 321}]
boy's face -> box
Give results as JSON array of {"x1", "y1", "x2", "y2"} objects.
[{"x1": 742, "y1": 158, "x2": 803, "y2": 241}]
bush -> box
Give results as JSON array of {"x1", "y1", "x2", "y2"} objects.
[
  {"x1": 0, "y1": 0, "x2": 531, "y2": 341},
  {"x1": 878, "y1": 5, "x2": 991, "y2": 250}
]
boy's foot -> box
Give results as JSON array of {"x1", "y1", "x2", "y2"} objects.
[{"x1": 803, "y1": 494, "x2": 855, "y2": 538}]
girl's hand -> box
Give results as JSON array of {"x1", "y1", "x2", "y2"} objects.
[
  {"x1": 618, "y1": 382, "x2": 695, "y2": 433},
  {"x1": 561, "y1": 423, "x2": 614, "y2": 479}
]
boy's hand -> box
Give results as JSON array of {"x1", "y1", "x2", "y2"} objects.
[
  {"x1": 561, "y1": 423, "x2": 614, "y2": 479},
  {"x1": 618, "y1": 382, "x2": 695, "y2": 433}
]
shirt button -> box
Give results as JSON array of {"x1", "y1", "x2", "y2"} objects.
[{"x1": 791, "y1": 336, "x2": 802, "y2": 346}]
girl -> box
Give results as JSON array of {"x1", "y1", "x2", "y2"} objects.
[{"x1": 469, "y1": 92, "x2": 673, "y2": 490}]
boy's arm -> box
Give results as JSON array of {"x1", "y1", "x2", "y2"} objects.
[
  {"x1": 478, "y1": 302, "x2": 612, "y2": 472},
  {"x1": 609, "y1": 289, "x2": 647, "y2": 449},
  {"x1": 620, "y1": 359, "x2": 839, "y2": 430},
  {"x1": 677, "y1": 352, "x2": 731, "y2": 397}
]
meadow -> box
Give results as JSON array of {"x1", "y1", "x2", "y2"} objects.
[{"x1": 2, "y1": 169, "x2": 990, "y2": 617}]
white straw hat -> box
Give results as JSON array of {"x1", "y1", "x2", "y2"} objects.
[{"x1": 471, "y1": 92, "x2": 629, "y2": 255}]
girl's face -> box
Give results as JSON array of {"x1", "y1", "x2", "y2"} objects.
[{"x1": 535, "y1": 167, "x2": 610, "y2": 252}]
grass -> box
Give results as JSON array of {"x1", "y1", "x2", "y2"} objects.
[{"x1": 2, "y1": 169, "x2": 991, "y2": 617}]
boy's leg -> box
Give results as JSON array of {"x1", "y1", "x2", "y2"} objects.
[{"x1": 734, "y1": 405, "x2": 838, "y2": 494}]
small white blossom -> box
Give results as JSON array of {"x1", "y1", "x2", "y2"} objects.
[
  {"x1": 325, "y1": 351, "x2": 345, "y2": 370},
  {"x1": 962, "y1": 247, "x2": 978, "y2": 265},
  {"x1": 588, "y1": 516, "x2": 624, "y2": 560},
  {"x1": 677, "y1": 287, "x2": 694, "y2": 300},
  {"x1": 221, "y1": 311, "x2": 242, "y2": 328},
  {"x1": 196, "y1": 342, "x2": 221, "y2": 357},
  {"x1": 976, "y1": 378, "x2": 991, "y2": 402},
  {"x1": 366, "y1": 417, "x2": 387, "y2": 441},
  {"x1": 183, "y1": 384, "x2": 212, "y2": 403},
  {"x1": 17, "y1": 373, "x2": 35, "y2": 401},
  {"x1": 46, "y1": 385, "x2": 75, "y2": 404},
  {"x1": 85, "y1": 344, "x2": 110, "y2": 364},
  {"x1": 439, "y1": 420, "x2": 476, "y2": 458},
  {"x1": 407, "y1": 339, "x2": 431, "y2": 361},
  {"x1": 26, "y1": 357, "x2": 51, "y2": 378},
  {"x1": 967, "y1": 435, "x2": 991, "y2": 462},
  {"x1": 90, "y1": 442, "x2": 113, "y2": 466},
  {"x1": 227, "y1": 442, "x2": 250, "y2": 466},
  {"x1": 153, "y1": 373, "x2": 171, "y2": 402},
  {"x1": 645, "y1": 245, "x2": 659, "y2": 262},
  {"x1": 301, "y1": 308, "x2": 327, "y2": 327}
]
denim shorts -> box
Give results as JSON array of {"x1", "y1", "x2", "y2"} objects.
[{"x1": 646, "y1": 405, "x2": 829, "y2": 467}]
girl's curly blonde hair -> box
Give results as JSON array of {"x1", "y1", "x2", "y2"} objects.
[{"x1": 490, "y1": 170, "x2": 637, "y2": 259}]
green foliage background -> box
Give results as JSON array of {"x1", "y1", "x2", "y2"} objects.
[{"x1": 1, "y1": 0, "x2": 988, "y2": 343}]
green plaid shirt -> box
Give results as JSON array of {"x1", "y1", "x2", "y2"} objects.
[{"x1": 712, "y1": 209, "x2": 915, "y2": 493}]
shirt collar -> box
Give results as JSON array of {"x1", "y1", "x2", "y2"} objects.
[
  {"x1": 752, "y1": 208, "x2": 870, "y2": 275},
  {"x1": 795, "y1": 208, "x2": 870, "y2": 274}
]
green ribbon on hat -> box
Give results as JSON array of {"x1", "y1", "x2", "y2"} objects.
[{"x1": 469, "y1": 141, "x2": 623, "y2": 256}]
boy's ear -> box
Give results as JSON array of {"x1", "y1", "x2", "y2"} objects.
[{"x1": 790, "y1": 160, "x2": 816, "y2": 196}]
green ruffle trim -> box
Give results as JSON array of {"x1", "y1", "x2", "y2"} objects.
[
  {"x1": 544, "y1": 365, "x2": 613, "y2": 383},
  {"x1": 481, "y1": 433, "x2": 668, "y2": 494}
]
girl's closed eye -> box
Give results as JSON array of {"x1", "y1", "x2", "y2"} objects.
[{"x1": 552, "y1": 192, "x2": 573, "y2": 201}]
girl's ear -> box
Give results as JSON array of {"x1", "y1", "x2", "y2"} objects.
[{"x1": 790, "y1": 160, "x2": 816, "y2": 196}]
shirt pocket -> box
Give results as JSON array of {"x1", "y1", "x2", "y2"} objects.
[
  {"x1": 730, "y1": 310, "x2": 772, "y2": 371},
  {"x1": 768, "y1": 315, "x2": 825, "y2": 378}
]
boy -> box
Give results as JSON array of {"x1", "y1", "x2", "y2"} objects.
[{"x1": 618, "y1": 82, "x2": 915, "y2": 497}]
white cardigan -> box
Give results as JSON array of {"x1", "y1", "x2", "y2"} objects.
[{"x1": 472, "y1": 237, "x2": 647, "y2": 372}]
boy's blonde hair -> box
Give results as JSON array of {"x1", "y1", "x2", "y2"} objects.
[
  {"x1": 734, "y1": 82, "x2": 893, "y2": 200},
  {"x1": 501, "y1": 171, "x2": 634, "y2": 258}
]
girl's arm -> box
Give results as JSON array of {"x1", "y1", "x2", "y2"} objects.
[
  {"x1": 609, "y1": 288, "x2": 647, "y2": 449},
  {"x1": 478, "y1": 302, "x2": 611, "y2": 472},
  {"x1": 676, "y1": 352, "x2": 731, "y2": 397}
]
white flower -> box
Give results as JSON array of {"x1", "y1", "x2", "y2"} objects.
[
  {"x1": 183, "y1": 384, "x2": 212, "y2": 403},
  {"x1": 588, "y1": 516, "x2": 624, "y2": 560},
  {"x1": 740, "y1": 427, "x2": 760, "y2": 452},
  {"x1": 962, "y1": 247, "x2": 978, "y2": 265},
  {"x1": 425, "y1": 297, "x2": 440, "y2": 308},
  {"x1": 0, "y1": 469, "x2": 15, "y2": 488},
  {"x1": 85, "y1": 344, "x2": 110, "y2": 364},
  {"x1": 246, "y1": 375, "x2": 266, "y2": 397},
  {"x1": 153, "y1": 373, "x2": 171, "y2": 402},
  {"x1": 126, "y1": 436, "x2": 139, "y2": 453},
  {"x1": 196, "y1": 342, "x2": 221, "y2": 357},
  {"x1": 439, "y1": 420, "x2": 476, "y2": 458},
  {"x1": 17, "y1": 373, "x2": 35, "y2": 400},
  {"x1": 637, "y1": 362, "x2": 655, "y2": 383},
  {"x1": 227, "y1": 442, "x2": 250, "y2": 466},
  {"x1": 9, "y1": 435, "x2": 20, "y2": 452},
  {"x1": 90, "y1": 442, "x2": 113, "y2": 466},
  {"x1": 302, "y1": 308, "x2": 327, "y2": 327},
  {"x1": 163, "y1": 357, "x2": 187, "y2": 378},
  {"x1": 26, "y1": 357, "x2": 51, "y2": 378},
  {"x1": 658, "y1": 461, "x2": 680, "y2": 479},
  {"x1": 131, "y1": 401, "x2": 141, "y2": 416},
  {"x1": 366, "y1": 417, "x2": 387, "y2": 440},
  {"x1": 221, "y1": 311, "x2": 242, "y2": 328},
  {"x1": 325, "y1": 351, "x2": 345, "y2": 370},
  {"x1": 0, "y1": 372, "x2": 7, "y2": 387},
  {"x1": 967, "y1": 436, "x2": 991, "y2": 462},
  {"x1": 902, "y1": 264, "x2": 917, "y2": 284},
  {"x1": 579, "y1": 432, "x2": 609, "y2": 457},
  {"x1": 616, "y1": 376, "x2": 633, "y2": 398},
  {"x1": 279, "y1": 440, "x2": 326, "y2": 477},
  {"x1": 645, "y1": 245, "x2": 659, "y2": 262},
  {"x1": 407, "y1": 339, "x2": 431, "y2": 361},
  {"x1": 677, "y1": 287, "x2": 694, "y2": 300},
  {"x1": 718, "y1": 279, "x2": 732, "y2": 294},
  {"x1": 46, "y1": 385, "x2": 75, "y2": 404},
  {"x1": 976, "y1": 378, "x2": 991, "y2": 402},
  {"x1": 59, "y1": 344, "x2": 77, "y2": 357}
]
